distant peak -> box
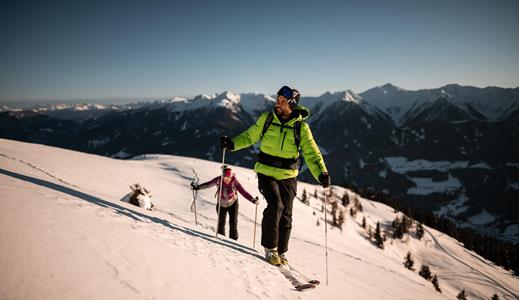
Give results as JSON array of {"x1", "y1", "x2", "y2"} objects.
[
  {"x1": 216, "y1": 91, "x2": 240, "y2": 102},
  {"x1": 168, "y1": 96, "x2": 188, "y2": 102},
  {"x1": 379, "y1": 83, "x2": 404, "y2": 91},
  {"x1": 193, "y1": 94, "x2": 212, "y2": 101},
  {"x1": 341, "y1": 90, "x2": 361, "y2": 102}
]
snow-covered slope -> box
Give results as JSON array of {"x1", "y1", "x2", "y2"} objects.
[{"x1": 0, "y1": 139, "x2": 517, "y2": 299}]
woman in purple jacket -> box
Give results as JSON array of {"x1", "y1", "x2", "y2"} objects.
[{"x1": 191, "y1": 165, "x2": 259, "y2": 240}]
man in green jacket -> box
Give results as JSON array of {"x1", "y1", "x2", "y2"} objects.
[{"x1": 220, "y1": 85, "x2": 331, "y2": 266}]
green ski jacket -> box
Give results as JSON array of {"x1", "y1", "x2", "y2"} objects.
[{"x1": 231, "y1": 105, "x2": 328, "y2": 181}]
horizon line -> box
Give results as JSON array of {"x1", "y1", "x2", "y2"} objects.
[{"x1": 2, "y1": 82, "x2": 519, "y2": 104}]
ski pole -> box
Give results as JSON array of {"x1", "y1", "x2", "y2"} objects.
[
  {"x1": 253, "y1": 200, "x2": 259, "y2": 249},
  {"x1": 216, "y1": 148, "x2": 226, "y2": 238},
  {"x1": 192, "y1": 187, "x2": 198, "y2": 226},
  {"x1": 191, "y1": 170, "x2": 199, "y2": 226},
  {"x1": 324, "y1": 188, "x2": 329, "y2": 286}
]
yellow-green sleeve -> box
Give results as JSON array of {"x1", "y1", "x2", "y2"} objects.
[
  {"x1": 231, "y1": 112, "x2": 268, "y2": 151},
  {"x1": 300, "y1": 122, "x2": 328, "y2": 182}
]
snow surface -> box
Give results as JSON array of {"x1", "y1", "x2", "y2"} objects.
[
  {"x1": 503, "y1": 225, "x2": 519, "y2": 236},
  {"x1": 1, "y1": 139, "x2": 518, "y2": 300},
  {"x1": 467, "y1": 209, "x2": 497, "y2": 226},
  {"x1": 435, "y1": 194, "x2": 470, "y2": 216},
  {"x1": 385, "y1": 157, "x2": 470, "y2": 173},
  {"x1": 407, "y1": 175, "x2": 462, "y2": 195}
]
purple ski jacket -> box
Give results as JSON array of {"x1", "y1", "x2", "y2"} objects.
[{"x1": 197, "y1": 175, "x2": 255, "y2": 207}]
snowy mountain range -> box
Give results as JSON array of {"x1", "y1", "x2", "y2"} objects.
[
  {"x1": 359, "y1": 83, "x2": 519, "y2": 125},
  {"x1": 1, "y1": 84, "x2": 518, "y2": 244},
  {"x1": 1, "y1": 138, "x2": 518, "y2": 299}
]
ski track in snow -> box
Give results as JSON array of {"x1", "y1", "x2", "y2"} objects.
[
  {"x1": 424, "y1": 228, "x2": 519, "y2": 298},
  {"x1": 0, "y1": 153, "x2": 79, "y2": 188}
]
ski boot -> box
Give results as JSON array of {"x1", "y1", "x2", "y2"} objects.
[
  {"x1": 265, "y1": 248, "x2": 282, "y2": 266},
  {"x1": 279, "y1": 252, "x2": 288, "y2": 265}
]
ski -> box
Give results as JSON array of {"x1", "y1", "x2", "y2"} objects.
[
  {"x1": 277, "y1": 265, "x2": 316, "y2": 291},
  {"x1": 295, "y1": 282, "x2": 316, "y2": 291},
  {"x1": 259, "y1": 250, "x2": 319, "y2": 290},
  {"x1": 285, "y1": 263, "x2": 320, "y2": 285}
]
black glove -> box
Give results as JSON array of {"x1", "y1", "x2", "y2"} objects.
[
  {"x1": 318, "y1": 172, "x2": 331, "y2": 188},
  {"x1": 252, "y1": 196, "x2": 259, "y2": 204},
  {"x1": 190, "y1": 182, "x2": 199, "y2": 190},
  {"x1": 220, "y1": 136, "x2": 235, "y2": 150}
]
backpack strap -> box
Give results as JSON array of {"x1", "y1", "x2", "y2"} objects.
[
  {"x1": 294, "y1": 120, "x2": 302, "y2": 150},
  {"x1": 260, "y1": 112, "x2": 274, "y2": 141},
  {"x1": 260, "y1": 111, "x2": 303, "y2": 150}
]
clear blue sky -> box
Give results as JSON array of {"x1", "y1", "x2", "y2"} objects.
[{"x1": 1, "y1": 0, "x2": 518, "y2": 101}]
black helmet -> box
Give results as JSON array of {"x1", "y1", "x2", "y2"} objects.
[{"x1": 277, "y1": 86, "x2": 300, "y2": 108}]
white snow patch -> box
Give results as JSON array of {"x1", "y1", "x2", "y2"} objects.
[
  {"x1": 385, "y1": 157, "x2": 469, "y2": 173},
  {"x1": 359, "y1": 158, "x2": 365, "y2": 169},
  {"x1": 468, "y1": 162, "x2": 492, "y2": 169},
  {"x1": 88, "y1": 138, "x2": 110, "y2": 148},
  {"x1": 503, "y1": 224, "x2": 519, "y2": 236},
  {"x1": 407, "y1": 174, "x2": 462, "y2": 195},
  {"x1": 436, "y1": 193, "x2": 470, "y2": 216},
  {"x1": 111, "y1": 150, "x2": 132, "y2": 158},
  {"x1": 506, "y1": 182, "x2": 519, "y2": 191},
  {"x1": 467, "y1": 209, "x2": 496, "y2": 226}
]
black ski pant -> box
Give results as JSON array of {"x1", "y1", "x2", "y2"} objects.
[
  {"x1": 258, "y1": 173, "x2": 297, "y2": 254},
  {"x1": 216, "y1": 201, "x2": 239, "y2": 240}
]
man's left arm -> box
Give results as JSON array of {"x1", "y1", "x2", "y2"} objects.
[{"x1": 300, "y1": 122, "x2": 328, "y2": 182}]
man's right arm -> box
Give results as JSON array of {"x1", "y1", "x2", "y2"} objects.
[{"x1": 231, "y1": 112, "x2": 269, "y2": 151}]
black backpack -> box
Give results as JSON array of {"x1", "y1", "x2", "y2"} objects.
[{"x1": 260, "y1": 111, "x2": 302, "y2": 150}]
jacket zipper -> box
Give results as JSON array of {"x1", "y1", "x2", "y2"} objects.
[{"x1": 281, "y1": 131, "x2": 287, "y2": 150}]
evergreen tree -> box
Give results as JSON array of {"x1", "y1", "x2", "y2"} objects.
[
  {"x1": 431, "y1": 275, "x2": 441, "y2": 293},
  {"x1": 314, "y1": 189, "x2": 318, "y2": 199},
  {"x1": 374, "y1": 222, "x2": 384, "y2": 249},
  {"x1": 490, "y1": 294, "x2": 499, "y2": 300},
  {"x1": 401, "y1": 215, "x2": 411, "y2": 234},
  {"x1": 301, "y1": 189, "x2": 309, "y2": 205},
  {"x1": 342, "y1": 191, "x2": 350, "y2": 206},
  {"x1": 357, "y1": 202, "x2": 363, "y2": 212},
  {"x1": 392, "y1": 216, "x2": 400, "y2": 229},
  {"x1": 457, "y1": 288, "x2": 467, "y2": 300},
  {"x1": 350, "y1": 207, "x2": 357, "y2": 217},
  {"x1": 337, "y1": 210, "x2": 345, "y2": 231},
  {"x1": 394, "y1": 223, "x2": 404, "y2": 239},
  {"x1": 416, "y1": 222, "x2": 424, "y2": 240},
  {"x1": 419, "y1": 264, "x2": 432, "y2": 280},
  {"x1": 403, "y1": 252, "x2": 414, "y2": 270},
  {"x1": 362, "y1": 216, "x2": 366, "y2": 229},
  {"x1": 331, "y1": 201, "x2": 338, "y2": 226}
]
